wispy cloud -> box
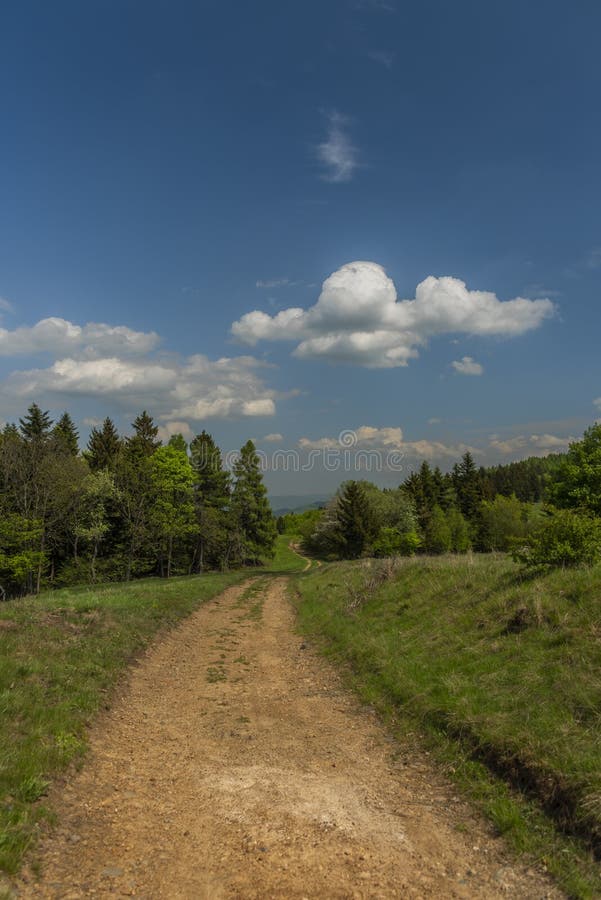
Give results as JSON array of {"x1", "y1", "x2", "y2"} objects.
[
  {"x1": 353, "y1": 0, "x2": 396, "y2": 11},
  {"x1": 0, "y1": 297, "x2": 14, "y2": 314},
  {"x1": 256, "y1": 278, "x2": 290, "y2": 289},
  {"x1": 586, "y1": 247, "x2": 601, "y2": 270},
  {"x1": 367, "y1": 49, "x2": 394, "y2": 69},
  {"x1": 316, "y1": 112, "x2": 359, "y2": 183}
]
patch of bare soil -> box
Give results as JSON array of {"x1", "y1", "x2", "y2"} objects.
[{"x1": 14, "y1": 578, "x2": 561, "y2": 898}]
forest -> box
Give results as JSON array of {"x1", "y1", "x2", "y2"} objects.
[
  {"x1": 284, "y1": 424, "x2": 601, "y2": 571},
  {"x1": 2, "y1": 403, "x2": 600, "y2": 599},
  {"x1": 0, "y1": 404, "x2": 276, "y2": 597}
]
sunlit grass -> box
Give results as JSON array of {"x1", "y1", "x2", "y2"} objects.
[{"x1": 294, "y1": 554, "x2": 601, "y2": 898}]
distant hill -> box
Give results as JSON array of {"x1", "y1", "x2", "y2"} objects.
[{"x1": 269, "y1": 494, "x2": 330, "y2": 516}]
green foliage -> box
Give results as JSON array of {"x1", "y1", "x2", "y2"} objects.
[
  {"x1": 52, "y1": 412, "x2": 79, "y2": 456},
  {"x1": 371, "y1": 526, "x2": 422, "y2": 557},
  {"x1": 512, "y1": 508, "x2": 601, "y2": 570},
  {"x1": 0, "y1": 514, "x2": 46, "y2": 595},
  {"x1": 85, "y1": 417, "x2": 121, "y2": 472},
  {"x1": 452, "y1": 451, "x2": 484, "y2": 520},
  {"x1": 446, "y1": 506, "x2": 471, "y2": 552},
  {"x1": 18, "y1": 403, "x2": 52, "y2": 442},
  {"x1": 424, "y1": 505, "x2": 452, "y2": 553},
  {"x1": 231, "y1": 440, "x2": 276, "y2": 564},
  {"x1": 478, "y1": 494, "x2": 540, "y2": 551},
  {"x1": 548, "y1": 424, "x2": 601, "y2": 515},
  {"x1": 149, "y1": 446, "x2": 198, "y2": 577},
  {"x1": 335, "y1": 480, "x2": 377, "y2": 558}
]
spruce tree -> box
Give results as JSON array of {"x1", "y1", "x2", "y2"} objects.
[
  {"x1": 126, "y1": 410, "x2": 161, "y2": 458},
  {"x1": 53, "y1": 412, "x2": 79, "y2": 455},
  {"x1": 452, "y1": 451, "x2": 483, "y2": 521},
  {"x1": 335, "y1": 480, "x2": 376, "y2": 559},
  {"x1": 19, "y1": 403, "x2": 53, "y2": 441},
  {"x1": 231, "y1": 440, "x2": 275, "y2": 563},
  {"x1": 86, "y1": 418, "x2": 122, "y2": 471},
  {"x1": 190, "y1": 430, "x2": 230, "y2": 508}
]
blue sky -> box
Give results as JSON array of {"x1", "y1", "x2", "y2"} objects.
[{"x1": 1, "y1": 0, "x2": 600, "y2": 493}]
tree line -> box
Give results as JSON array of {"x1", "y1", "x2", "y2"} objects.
[
  {"x1": 287, "y1": 427, "x2": 601, "y2": 569},
  {"x1": 0, "y1": 404, "x2": 276, "y2": 597}
]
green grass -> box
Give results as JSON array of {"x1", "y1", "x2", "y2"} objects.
[
  {"x1": 294, "y1": 554, "x2": 601, "y2": 898},
  {"x1": 263, "y1": 533, "x2": 308, "y2": 574},
  {"x1": 0, "y1": 569, "x2": 248, "y2": 875}
]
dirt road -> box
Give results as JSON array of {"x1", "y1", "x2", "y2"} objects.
[{"x1": 16, "y1": 577, "x2": 560, "y2": 898}]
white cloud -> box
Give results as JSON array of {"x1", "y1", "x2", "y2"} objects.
[
  {"x1": 0, "y1": 297, "x2": 14, "y2": 314},
  {"x1": 0, "y1": 317, "x2": 159, "y2": 357},
  {"x1": 157, "y1": 421, "x2": 195, "y2": 443},
  {"x1": 262, "y1": 432, "x2": 284, "y2": 443},
  {"x1": 298, "y1": 425, "x2": 478, "y2": 461},
  {"x1": 316, "y1": 112, "x2": 359, "y2": 183},
  {"x1": 488, "y1": 433, "x2": 574, "y2": 456},
  {"x1": 452, "y1": 356, "x2": 483, "y2": 376},
  {"x1": 231, "y1": 261, "x2": 556, "y2": 368},
  {"x1": 0, "y1": 319, "x2": 277, "y2": 431}
]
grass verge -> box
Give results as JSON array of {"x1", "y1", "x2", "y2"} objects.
[
  {"x1": 0, "y1": 569, "x2": 248, "y2": 876},
  {"x1": 293, "y1": 554, "x2": 601, "y2": 899}
]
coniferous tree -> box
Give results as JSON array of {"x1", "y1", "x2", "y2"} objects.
[
  {"x1": 231, "y1": 440, "x2": 276, "y2": 564},
  {"x1": 335, "y1": 480, "x2": 376, "y2": 559},
  {"x1": 126, "y1": 410, "x2": 161, "y2": 458},
  {"x1": 452, "y1": 451, "x2": 483, "y2": 521},
  {"x1": 19, "y1": 403, "x2": 53, "y2": 442},
  {"x1": 190, "y1": 431, "x2": 232, "y2": 570},
  {"x1": 86, "y1": 418, "x2": 122, "y2": 471},
  {"x1": 190, "y1": 431, "x2": 231, "y2": 508},
  {"x1": 167, "y1": 433, "x2": 188, "y2": 454},
  {"x1": 53, "y1": 412, "x2": 79, "y2": 456}
]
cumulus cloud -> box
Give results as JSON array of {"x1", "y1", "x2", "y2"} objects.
[
  {"x1": 316, "y1": 113, "x2": 359, "y2": 183},
  {"x1": 0, "y1": 309, "x2": 282, "y2": 423},
  {"x1": 488, "y1": 433, "x2": 574, "y2": 456},
  {"x1": 262, "y1": 433, "x2": 284, "y2": 443},
  {"x1": 295, "y1": 424, "x2": 573, "y2": 466},
  {"x1": 231, "y1": 261, "x2": 556, "y2": 368},
  {"x1": 157, "y1": 421, "x2": 195, "y2": 443},
  {"x1": 298, "y1": 425, "x2": 477, "y2": 461},
  {"x1": 452, "y1": 356, "x2": 483, "y2": 376},
  {"x1": 0, "y1": 317, "x2": 159, "y2": 357}
]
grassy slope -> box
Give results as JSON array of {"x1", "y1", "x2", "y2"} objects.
[
  {"x1": 0, "y1": 569, "x2": 251, "y2": 875},
  {"x1": 294, "y1": 554, "x2": 601, "y2": 898}
]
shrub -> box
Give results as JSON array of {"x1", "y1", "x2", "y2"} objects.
[
  {"x1": 371, "y1": 527, "x2": 422, "y2": 557},
  {"x1": 512, "y1": 508, "x2": 601, "y2": 570}
]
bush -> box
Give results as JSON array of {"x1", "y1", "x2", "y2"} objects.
[
  {"x1": 371, "y1": 527, "x2": 422, "y2": 557},
  {"x1": 512, "y1": 508, "x2": 601, "y2": 570}
]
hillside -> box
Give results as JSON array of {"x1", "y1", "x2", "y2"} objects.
[{"x1": 294, "y1": 553, "x2": 601, "y2": 897}]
